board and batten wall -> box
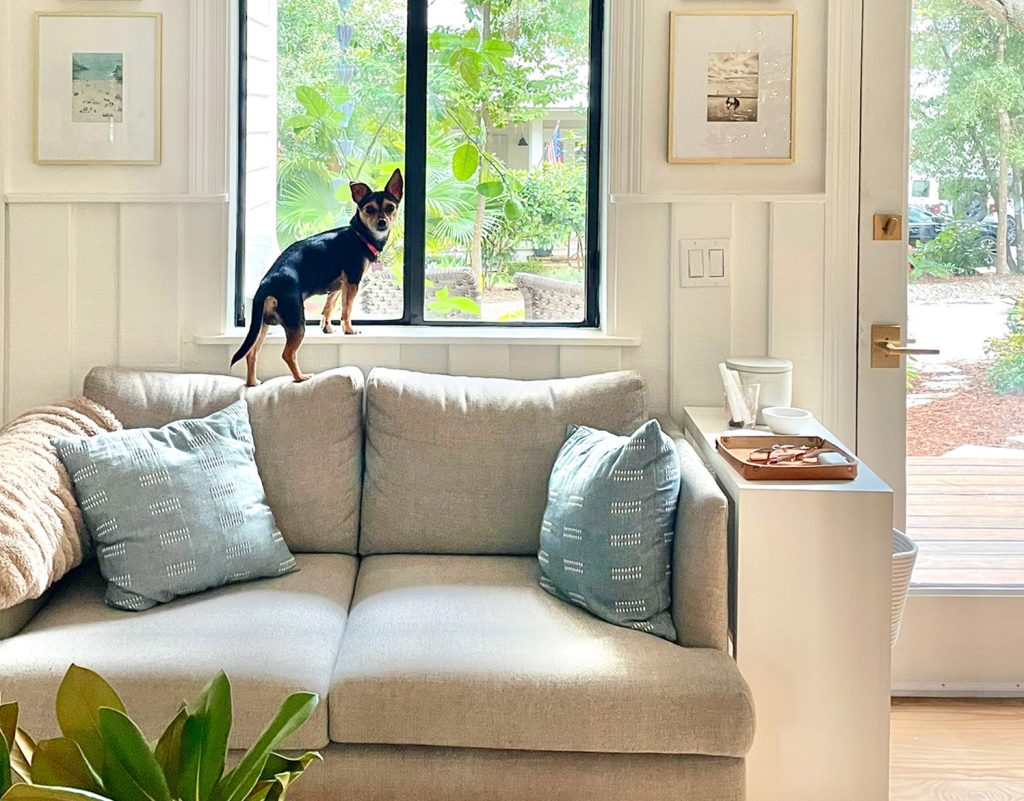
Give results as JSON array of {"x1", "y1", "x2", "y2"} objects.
[{"x1": 1, "y1": 0, "x2": 849, "y2": 437}]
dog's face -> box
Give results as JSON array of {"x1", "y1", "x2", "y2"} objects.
[{"x1": 350, "y1": 169, "x2": 404, "y2": 235}]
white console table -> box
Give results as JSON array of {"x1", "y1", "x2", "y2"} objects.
[{"x1": 679, "y1": 407, "x2": 893, "y2": 801}]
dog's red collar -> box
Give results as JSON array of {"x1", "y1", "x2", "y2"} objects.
[{"x1": 353, "y1": 228, "x2": 381, "y2": 259}]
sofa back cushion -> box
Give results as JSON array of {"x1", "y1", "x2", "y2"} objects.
[
  {"x1": 83, "y1": 367, "x2": 364, "y2": 554},
  {"x1": 360, "y1": 368, "x2": 646, "y2": 555}
]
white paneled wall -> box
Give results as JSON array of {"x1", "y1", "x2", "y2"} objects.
[{"x1": 1, "y1": 0, "x2": 837, "y2": 429}]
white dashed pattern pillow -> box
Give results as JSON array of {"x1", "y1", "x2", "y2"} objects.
[
  {"x1": 53, "y1": 400, "x2": 296, "y2": 611},
  {"x1": 538, "y1": 420, "x2": 680, "y2": 640}
]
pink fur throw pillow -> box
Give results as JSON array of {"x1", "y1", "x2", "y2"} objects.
[{"x1": 0, "y1": 397, "x2": 121, "y2": 609}]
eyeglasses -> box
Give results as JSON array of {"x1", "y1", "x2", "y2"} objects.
[{"x1": 748, "y1": 443, "x2": 841, "y2": 465}]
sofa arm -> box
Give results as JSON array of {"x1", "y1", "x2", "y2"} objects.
[
  {"x1": 658, "y1": 418, "x2": 730, "y2": 651},
  {"x1": 0, "y1": 595, "x2": 47, "y2": 640}
]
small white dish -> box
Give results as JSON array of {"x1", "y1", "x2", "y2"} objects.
[{"x1": 761, "y1": 406, "x2": 815, "y2": 435}]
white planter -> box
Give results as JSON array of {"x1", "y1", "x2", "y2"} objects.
[{"x1": 891, "y1": 529, "x2": 918, "y2": 646}]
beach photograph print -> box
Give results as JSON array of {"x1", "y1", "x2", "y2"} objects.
[
  {"x1": 706, "y1": 51, "x2": 758, "y2": 123},
  {"x1": 71, "y1": 52, "x2": 123, "y2": 123}
]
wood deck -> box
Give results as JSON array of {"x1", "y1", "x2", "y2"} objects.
[{"x1": 908, "y1": 456, "x2": 1024, "y2": 588}]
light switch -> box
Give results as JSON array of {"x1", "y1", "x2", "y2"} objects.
[
  {"x1": 678, "y1": 237, "x2": 729, "y2": 287},
  {"x1": 708, "y1": 248, "x2": 725, "y2": 278},
  {"x1": 687, "y1": 249, "x2": 705, "y2": 278}
]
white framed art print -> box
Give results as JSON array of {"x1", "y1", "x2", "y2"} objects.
[
  {"x1": 35, "y1": 12, "x2": 162, "y2": 165},
  {"x1": 668, "y1": 10, "x2": 796, "y2": 164}
]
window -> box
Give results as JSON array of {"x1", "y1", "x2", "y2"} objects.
[
  {"x1": 911, "y1": 179, "x2": 930, "y2": 198},
  {"x1": 236, "y1": 0, "x2": 603, "y2": 327}
]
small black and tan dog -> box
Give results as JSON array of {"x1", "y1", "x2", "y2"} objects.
[{"x1": 231, "y1": 169, "x2": 403, "y2": 386}]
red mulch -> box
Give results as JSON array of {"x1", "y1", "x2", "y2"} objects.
[{"x1": 907, "y1": 360, "x2": 1024, "y2": 456}]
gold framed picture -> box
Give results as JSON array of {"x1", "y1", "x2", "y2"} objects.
[
  {"x1": 668, "y1": 10, "x2": 796, "y2": 164},
  {"x1": 35, "y1": 12, "x2": 162, "y2": 165}
]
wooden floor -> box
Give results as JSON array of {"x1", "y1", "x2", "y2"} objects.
[
  {"x1": 891, "y1": 698, "x2": 1024, "y2": 800},
  {"x1": 907, "y1": 457, "x2": 1024, "y2": 587}
]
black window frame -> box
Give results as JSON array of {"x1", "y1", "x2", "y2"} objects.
[{"x1": 234, "y1": 0, "x2": 603, "y2": 329}]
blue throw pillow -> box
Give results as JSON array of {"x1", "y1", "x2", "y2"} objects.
[
  {"x1": 53, "y1": 400, "x2": 297, "y2": 611},
  {"x1": 538, "y1": 419, "x2": 680, "y2": 640}
]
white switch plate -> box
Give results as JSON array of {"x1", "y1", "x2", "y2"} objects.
[{"x1": 679, "y1": 238, "x2": 729, "y2": 287}]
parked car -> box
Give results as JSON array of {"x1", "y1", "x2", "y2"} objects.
[
  {"x1": 908, "y1": 206, "x2": 944, "y2": 245},
  {"x1": 983, "y1": 212, "x2": 1017, "y2": 246}
]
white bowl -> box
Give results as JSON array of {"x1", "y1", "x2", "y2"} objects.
[{"x1": 761, "y1": 406, "x2": 815, "y2": 435}]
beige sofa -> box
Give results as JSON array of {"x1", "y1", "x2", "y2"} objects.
[{"x1": 0, "y1": 366, "x2": 754, "y2": 801}]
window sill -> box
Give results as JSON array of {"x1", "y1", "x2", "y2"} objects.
[{"x1": 195, "y1": 327, "x2": 641, "y2": 348}]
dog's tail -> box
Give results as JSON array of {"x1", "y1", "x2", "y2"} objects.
[{"x1": 231, "y1": 295, "x2": 266, "y2": 366}]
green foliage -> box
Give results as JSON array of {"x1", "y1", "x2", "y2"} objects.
[
  {"x1": 426, "y1": 287, "x2": 482, "y2": 318},
  {"x1": 0, "y1": 666, "x2": 320, "y2": 801},
  {"x1": 516, "y1": 162, "x2": 587, "y2": 249},
  {"x1": 274, "y1": 0, "x2": 592, "y2": 281},
  {"x1": 912, "y1": 0, "x2": 1024, "y2": 184},
  {"x1": 987, "y1": 331, "x2": 1024, "y2": 393},
  {"x1": 908, "y1": 225, "x2": 989, "y2": 279}
]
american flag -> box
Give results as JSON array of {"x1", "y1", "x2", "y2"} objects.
[{"x1": 545, "y1": 122, "x2": 564, "y2": 164}]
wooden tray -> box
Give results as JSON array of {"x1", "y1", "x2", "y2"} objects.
[{"x1": 716, "y1": 435, "x2": 858, "y2": 481}]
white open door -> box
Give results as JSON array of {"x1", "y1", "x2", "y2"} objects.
[{"x1": 858, "y1": 0, "x2": 1024, "y2": 691}]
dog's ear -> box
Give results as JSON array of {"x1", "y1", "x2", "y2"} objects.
[
  {"x1": 350, "y1": 182, "x2": 372, "y2": 205},
  {"x1": 385, "y1": 169, "x2": 404, "y2": 202}
]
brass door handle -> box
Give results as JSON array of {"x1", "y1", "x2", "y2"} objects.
[
  {"x1": 870, "y1": 323, "x2": 940, "y2": 368},
  {"x1": 876, "y1": 341, "x2": 940, "y2": 356}
]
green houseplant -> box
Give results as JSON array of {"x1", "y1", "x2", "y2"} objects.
[{"x1": 0, "y1": 666, "x2": 320, "y2": 801}]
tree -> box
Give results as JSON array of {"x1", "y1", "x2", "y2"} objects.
[
  {"x1": 968, "y1": 0, "x2": 1024, "y2": 36},
  {"x1": 912, "y1": 0, "x2": 1024, "y2": 273},
  {"x1": 274, "y1": 0, "x2": 593, "y2": 288}
]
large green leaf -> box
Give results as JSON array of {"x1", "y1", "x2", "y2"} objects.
[
  {"x1": 462, "y1": 28, "x2": 481, "y2": 51},
  {"x1": 0, "y1": 704, "x2": 16, "y2": 750},
  {"x1": 210, "y1": 693, "x2": 317, "y2": 801},
  {"x1": 2, "y1": 785, "x2": 115, "y2": 801},
  {"x1": 476, "y1": 181, "x2": 503, "y2": 198},
  {"x1": 0, "y1": 704, "x2": 16, "y2": 774},
  {"x1": 1, "y1": 731, "x2": 13, "y2": 798},
  {"x1": 154, "y1": 708, "x2": 187, "y2": 800},
  {"x1": 257, "y1": 754, "x2": 320, "y2": 783},
  {"x1": 97, "y1": 709, "x2": 171, "y2": 801},
  {"x1": 504, "y1": 198, "x2": 525, "y2": 221},
  {"x1": 11, "y1": 728, "x2": 36, "y2": 781},
  {"x1": 31, "y1": 738, "x2": 104, "y2": 794},
  {"x1": 481, "y1": 38, "x2": 514, "y2": 59},
  {"x1": 294, "y1": 86, "x2": 328, "y2": 118},
  {"x1": 451, "y1": 143, "x2": 479, "y2": 182},
  {"x1": 248, "y1": 753, "x2": 320, "y2": 801},
  {"x1": 180, "y1": 674, "x2": 232, "y2": 801},
  {"x1": 56, "y1": 666, "x2": 126, "y2": 773}
]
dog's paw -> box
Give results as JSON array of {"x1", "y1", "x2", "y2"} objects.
[
  {"x1": 245, "y1": 379, "x2": 262, "y2": 388},
  {"x1": 343, "y1": 327, "x2": 360, "y2": 335},
  {"x1": 321, "y1": 321, "x2": 334, "y2": 334},
  {"x1": 293, "y1": 373, "x2": 311, "y2": 383}
]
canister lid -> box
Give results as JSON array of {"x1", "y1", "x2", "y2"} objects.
[{"x1": 724, "y1": 356, "x2": 793, "y2": 374}]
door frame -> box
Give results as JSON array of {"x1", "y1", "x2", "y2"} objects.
[
  {"x1": 821, "y1": 0, "x2": 864, "y2": 449},
  {"x1": 853, "y1": 0, "x2": 1024, "y2": 693}
]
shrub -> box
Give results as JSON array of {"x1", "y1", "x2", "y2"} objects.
[
  {"x1": 986, "y1": 331, "x2": 1024, "y2": 395},
  {"x1": 908, "y1": 224, "x2": 989, "y2": 280}
]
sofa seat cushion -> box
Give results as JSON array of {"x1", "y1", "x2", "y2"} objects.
[
  {"x1": 0, "y1": 554, "x2": 357, "y2": 750},
  {"x1": 329, "y1": 555, "x2": 754, "y2": 757},
  {"x1": 361, "y1": 368, "x2": 647, "y2": 555},
  {"x1": 83, "y1": 368, "x2": 364, "y2": 555}
]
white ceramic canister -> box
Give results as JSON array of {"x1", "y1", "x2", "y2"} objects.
[{"x1": 724, "y1": 356, "x2": 794, "y2": 424}]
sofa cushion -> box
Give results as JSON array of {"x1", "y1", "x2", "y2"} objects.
[
  {"x1": 54, "y1": 401, "x2": 297, "y2": 611},
  {"x1": 0, "y1": 554, "x2": 357, "y2": 750},
  {"x1": 329, "y1": 555, "x2": 755, "y2": 757},
  {"x1": 360, "y1": 369, "x2": 646, "y2": 555},
  {"x1": 83, "y1": 367, "x2": 364, "y2": 554},
  {"x1": 539, "y1": 420, "x2": 680, "y2": 641}
]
